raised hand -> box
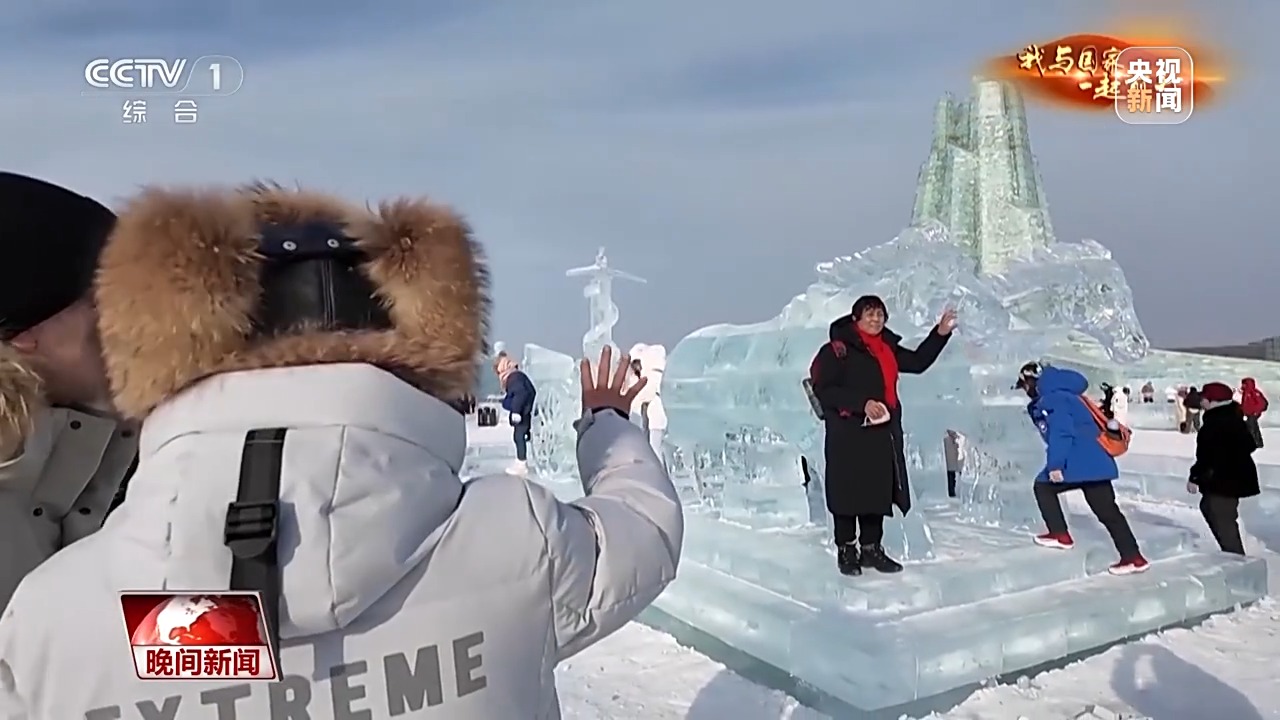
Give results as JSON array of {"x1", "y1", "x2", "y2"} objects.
[
  {"x1": 937, "y1": 307, "x2": 958, "y2": 336},
  {"x1": 581, "y1": 346, "x2": 647, "y2": 416}
]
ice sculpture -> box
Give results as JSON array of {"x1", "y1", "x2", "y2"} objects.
[
  {"x1": 913, "y1": 78, "x2": 1056, "y2": 274},
  {"x1": 514, "y1": 79, "x2": 1270, "y2": 717},
  {"x1": 627, "y1": 80, "x2": 1269, "y2": 717},
  {"x1": 663, "y1": 220, "x2": 1155, "y2": 549},
  {"x1": 651, "y1": 220, "x2": 1266, "y2": 715},
  {"x1": 565, "y1": 247, "x2": 646, "y2": 360},
  {"x1": 520, "y1": 250, "x2": 646, "y2": 477},
  {"x1": 521, "y1": 343, "x2": 578, "y2": 478}
]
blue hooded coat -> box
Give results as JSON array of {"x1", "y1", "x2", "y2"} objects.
[{"x1": 1027, "y1": 367, "x2": 1118, "y2": 484}]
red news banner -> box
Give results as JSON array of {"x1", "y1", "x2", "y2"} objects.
[{"x1": 120, "y1": 592, "x2": 278, "y2": 681}]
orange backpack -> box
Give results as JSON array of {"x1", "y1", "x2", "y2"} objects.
[{"x1": 1081, "y1": 395, "x2": 1131, "y2": 456}]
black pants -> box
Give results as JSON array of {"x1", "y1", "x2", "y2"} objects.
[
  {"x1": 1245, "y1": 415, "x2": 1264, "y2": 448},
  {"x1": 832, "y1": 514, "x2": 884, "y2": 546},
  {"x1": 1200, "y1": 494, "x2": 1245, "y2": 555},
  {"x1": 1034, "y1": 482, "x2": 1140, "y2": 559},
  {"x1": 946, "y1": 471, "x2": 958, "y2": 497},
  {"x1": 513, "y1": 421, "x2": 532, "y2": 461}
]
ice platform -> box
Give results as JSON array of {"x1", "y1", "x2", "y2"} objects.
[{"x1": 532, "y1": 472, "x2": 1265, "y2": 717}]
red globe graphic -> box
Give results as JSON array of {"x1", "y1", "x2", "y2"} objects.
[{"x1": 131, "y1": 595, "x2": 266, "y2": 645}]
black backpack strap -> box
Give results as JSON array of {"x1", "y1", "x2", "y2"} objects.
[{"x1": 224, "y1": 428, "x2": 287, "y2": 674}]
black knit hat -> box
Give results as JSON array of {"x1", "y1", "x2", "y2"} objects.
[{"x1": 0, "y1": 173, "x2": 115, "y2": 339}]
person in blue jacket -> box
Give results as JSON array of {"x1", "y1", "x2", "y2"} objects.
[
  {"x1": 1014, "y1": 362, "x2": 1149, "y2": 575},
  {"x1": 496, "y1": 352, "x2": 537, "y2": 475}
]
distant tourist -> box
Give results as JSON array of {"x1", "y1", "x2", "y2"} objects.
[
  {"x1": 496, "y1": 352, "x2": 537, "y2": 476},
  {"x1": 628, "y1": 351, "x2": 669, "y2": 465},
  {"x1": 943, "y1": 430, "x2": 964, "y2": 498},
  {"x1": 1239, "y1": 377, "x2": 1269, "y2": 448},
  {"x1": 1184, "y1": 386, "x2": 1204, "y2": 433},
  {"x1": 1014, "y1": 362, "x2": 1149, "y2": 575},
  {"x1": 1100, "y1": 383, "x2": 1117, "y2": 419},
  {"x1": 808, "y1": 295, "x2": 956, "y2": 576},
  {"x1": 1187, "y1": 382, "x2": 1259, "y2": 555},
  {"x1": 1141, "y1": 381, "x2": 1156, "y2": 404},
  {"x1": 1174, "y1": 386, "x2": 1190, "y2": 432},
  {"x1": 1112, "y1": 386, "x2": 1130, "y2": 426}
]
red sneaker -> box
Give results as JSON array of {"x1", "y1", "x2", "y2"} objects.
[
  {"x1": 1108, "y1": 555, "x2": 1151, "y2": 575},
  {"x1": 1033, "y1": 532, "x2": 1075, "y2": 549}
]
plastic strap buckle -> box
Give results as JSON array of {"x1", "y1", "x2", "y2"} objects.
[{"x1": 223, "y1": 500, "x2": 278, "y2": 558}]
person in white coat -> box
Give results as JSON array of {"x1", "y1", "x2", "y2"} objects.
[
  {"x1": 0, "y1": 173, "x2": 138, "y2": 612},
  {"x1": 1111, "y1": 386, "x2": 1130, "y2": 426},
  {"x1": 0, "y1": 183, "x2": 683, "y2": 720},
  {"x1": 628, "y1": 343, "x2": 668, "y2": 461}
]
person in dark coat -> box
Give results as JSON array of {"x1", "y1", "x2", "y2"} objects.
[
  {"x1": 496, "y1": 352, "x2": 537, "y2": 476},
  {"x1": 1099, "y1": 382, "x2": 1116, "y2": 419},
  {"x1": 1188, "y1": 382, "x2": 1260, "y2": 555},
  {"x1": 1183, "y1": 386, "x2": 1204, "y2": 432},
  {"x1": 809, "y1": 295, "x2": 955, "y2": 576}
]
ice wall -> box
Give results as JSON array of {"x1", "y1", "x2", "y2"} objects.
[{"x1": 663, "y1": 221, "x2": 1152, "y2": 549}]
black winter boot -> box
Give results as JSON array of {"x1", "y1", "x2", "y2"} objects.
[
  {"x1": 860, "y1": 544, "x2": 903, "y2": 573},
  {"x1": 837, "y1": 544, "x2": 862, "y2": 576}
]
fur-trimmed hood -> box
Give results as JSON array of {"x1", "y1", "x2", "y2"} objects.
[{"x1": 94, "y1": 183, "x2": 490, "y2": 420}]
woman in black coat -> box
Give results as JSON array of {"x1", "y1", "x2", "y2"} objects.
[
  {"x1": 810, "y1": 295, "x2": 956, "y2": 576},
  {"x1": 1188, "y1": 382, "x2": 1260, "y2": 555}
]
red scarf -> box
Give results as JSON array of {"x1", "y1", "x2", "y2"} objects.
[{"x1": 857, "y1": 328, "x2": 899, "y2": 408}]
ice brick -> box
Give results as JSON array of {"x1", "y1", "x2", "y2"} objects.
[
  {"x1": 752, "y1": 552, "x2": 1267, "y2": 712},
  {"x1": 653, "y1": 550, "x2": 1267, "y2": 712},
  {"x1": 680, "y1": 510, "x2": 1193, "y2": 616}
]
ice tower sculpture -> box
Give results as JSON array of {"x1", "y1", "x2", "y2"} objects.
[
  {"x1": 565, "y1": 247, "x2": 646, "y2": 360},
  {"x1": 912, "y1": 78, "x2": 1056, "y2": 274}
]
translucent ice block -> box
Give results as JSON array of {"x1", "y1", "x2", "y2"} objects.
[{"x1": 521, "y1": 343, "x2": 579, "y2": 477}]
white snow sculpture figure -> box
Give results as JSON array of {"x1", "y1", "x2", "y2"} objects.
[
  {"x1": 566, "y1": 247, "x2": 646, "y2": 360},
  {"x1": 629, "y1": 343, "x2": 669, "y2": 461}
]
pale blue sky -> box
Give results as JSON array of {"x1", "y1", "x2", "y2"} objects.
[{"x1": 2, "y1": 0, "x2": 1272, "y2": 356}]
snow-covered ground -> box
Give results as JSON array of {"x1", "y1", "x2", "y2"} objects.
[{"x1": 469, "y1": 422, "x2": 1280, "y2": 719}]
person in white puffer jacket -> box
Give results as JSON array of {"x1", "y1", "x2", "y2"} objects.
[
  {"x1": 0, "y1": 183, "x2": 683, "y2": 720},
  {"x1": 628, "y1": 343, "x2": 668, "y2": 462}
]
